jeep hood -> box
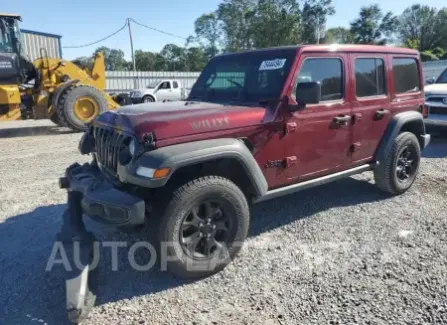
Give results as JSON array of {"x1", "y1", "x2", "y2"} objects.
[
  {"x1": 425, "y1": 84, "x2": 447, "y2": 94},
  {"x1": 95, "y1": 101, "x2": 267, "y2": 141}
]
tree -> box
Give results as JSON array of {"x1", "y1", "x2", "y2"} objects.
[
  {"x1": 398, "y1": 5, "x2": 447, "y2": 53},
  {"x1": 184, "y1": 47, "x2": 208, "y2": 71},
  {"x1": 160, "y1": 44, "x2": 186, "y2": 71},
  {"x1": 350, "y1": 5, "x2": 398, "y2": 45},
  {"x1": 300, "y1": 0, "x2": 335, "y2": 44},
  {"x1": 72, "y1": 56, "x2": 94, "y2": 70},
  {"x1": 194, "y1": 13, "x2": 222, "y2": 57},
  {"x1": 94, "y1": 46, "x2": 129, "y2": 71},
  {"x1": 323, "y1": 27, "x2": 353, "y2": 44},
  {"x1": 135, "y1": 50, "x2": 157, "y2": 71},
  {"x1": 216, "y1": 0, "x2": 257, "y2": 52},
  {"x1": 247, "y1": 0, "x2": 301, "y2": 48}
]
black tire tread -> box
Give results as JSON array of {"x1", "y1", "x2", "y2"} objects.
[
  {"x1": 158, "y1": 176, "x2": 249, "y2": 278},
  {"x1": 56, "y1": 85, "x2": 108, "y2": 132},
  {"x1": 374, "y1": 131, "x2": 421, "y2": 195}
]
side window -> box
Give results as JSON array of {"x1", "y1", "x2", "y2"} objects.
[
  {"x1": 297, "y1": 58, "x2": 343, "y2": 101},
  {"x1": 392, "y1": 58, "x2": 420, "y2": 94},
  {"x1": 159, "y1": 82, "x2": 171, "y2": 90},
  {"x1": 355, "y1": 58, "x2": 386, "y2": 98},
  {"x1": 173, "y1": 81, "x2": 179, "y2": 89}
]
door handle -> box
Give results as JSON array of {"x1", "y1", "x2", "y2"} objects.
[
  {"x1": 374, "y1": 109, "x2": 389, "y2": 120},
  {"x1": 333, "y1": 115, "x2": 351, "y2": 125}
]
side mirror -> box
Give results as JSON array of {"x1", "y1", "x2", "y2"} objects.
[
  {"x1": 426, "y1": 77, "x2": 436, "y2": 85},
  {"x1": 290, "y1": 82, "x2": 321, "y2": 111}
]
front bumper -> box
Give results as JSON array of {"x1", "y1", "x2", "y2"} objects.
[
  {"x1": 421, "y1": 133, "x2": 431, "y2": 149},
  {"x1": 60, "y1": 163, "x2": 145, "y2": 227},
  {"x1": 130, "y1": 97, "x2": 143, "y2": 104}
]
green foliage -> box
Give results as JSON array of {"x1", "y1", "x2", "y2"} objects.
[
  {"x1": 398, "y1": 5, "x2": 447, "y2": 52},
  {"x1": 420, "y1": 50, "x2": 439, "y2": 62},
  {"x1": 350, "y1": 4, "x2": 398, "y2": 45},
  {"x1": 300, "y1": 0, "x2": 335, "y2": 44},
  {"x1": 71, "y1": 56, "x2": 93, "y2": 70},
  {"x1": 323, "y1": 27, "x2": 353, "y2": 44},
  {"x1": 95, "y1": 46, "x2": 129, "y2": 70},
  {"x1": 193, "y1": 0, "x2": 334, "y2": 51}
]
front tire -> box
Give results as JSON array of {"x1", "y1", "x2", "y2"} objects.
[
  {"x1": 158, "y1": 176, "x2": 250, "y2": 278},
  {"x1": 57, "y1": 85, "x2": 108, "y2": 132},
  {"x1": 142, "y1": 95, "x2": 155, "y2": 103},
  {"x1": 374, "y1": 132, "x2": 421, "y2": 195}
]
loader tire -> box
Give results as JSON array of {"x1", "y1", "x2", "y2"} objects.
[
  {"x1": 57, "y1": 85, "x2": 108, "y2": 132},
  {"x1": 49, "y1": 112, "x2": 61, "y2": 126}
]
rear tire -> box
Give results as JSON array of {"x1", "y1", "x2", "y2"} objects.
[
  {"x1": 374, "y1": 132, "x2": 421, "y2": 195},
  {"x1": 57, "y1": 85, "x2": 108, "y2": 132},
  {"x1": 158, "y1": 176, "x2": 249, "y2": 278}
]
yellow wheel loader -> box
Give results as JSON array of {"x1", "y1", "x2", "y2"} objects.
[{"x1": 0, "y1": 13, "x2": 121, "y2": 132}]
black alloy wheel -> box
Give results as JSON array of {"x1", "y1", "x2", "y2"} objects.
[{"x1": 180, "y1": 200, "x2": 232, "y2": 259}]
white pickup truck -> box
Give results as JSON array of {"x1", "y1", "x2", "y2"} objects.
[
  {"x1": 425, "y1": 67, "x2": 447, "y2": 129},
  {"x1": 129, "y1": 80, "x2": 187, "y2": 103}
]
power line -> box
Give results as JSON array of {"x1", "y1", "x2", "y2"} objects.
[
  {"x1": 62, "y1": 20, "x2": 128, "y2": 49},
  {"x1": 129, "y1": 18, "x2": 189, "y2": 41},
  {"x1": 62, "y1": 18, "x2": 193, "y2": 50}
]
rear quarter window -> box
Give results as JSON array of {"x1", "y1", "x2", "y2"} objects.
[{"x1": 392, "y1": 58, "x2": 420, "y2": 94}]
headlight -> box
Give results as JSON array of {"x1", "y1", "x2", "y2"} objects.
[
  {"x1": 133, "y1": 91, "x2": 143, "y2": 97},
  {"x1": 425, "y1": 92, "x2": 432, "y2": 98},
  {"x1": 129, "y1": 139, "x2": 136, "y2": 156}
]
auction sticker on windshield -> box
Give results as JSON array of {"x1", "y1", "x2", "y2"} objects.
[{"x1": 259, "y1": 58, "x2": 287, "y2": 71}]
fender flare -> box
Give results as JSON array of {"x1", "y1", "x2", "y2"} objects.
[
  {"x1": 374, "y1": 111, "x2": 427, "y2": 164},
  {"x1": 120, "y1": 138, "x2": 269, "y2": 198},
  {"x1": 50, "y1": 79, "x2": 80, "y2": 111}
]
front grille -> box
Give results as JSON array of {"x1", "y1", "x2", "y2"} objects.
[
  {"x1": 93, "y1": 126, "x2": 131, "y2": 176},
  {"x1": 428, "y1": 106, "x2": 447, "y2": 115}
]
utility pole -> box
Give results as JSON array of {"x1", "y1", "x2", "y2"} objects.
[{"x1": 127, "y1": 18, "x2": 138, "y2": 88}]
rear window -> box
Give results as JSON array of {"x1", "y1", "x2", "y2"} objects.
[
  {"x1": 173, "y1": 81, "x2": 179, "y2": 89},
  {"x1": 355, "y1": 58, "x2": 386, "y2": 97},
  {"x1": 392, "y1": 58, "x2": 420, "y2": 94}
]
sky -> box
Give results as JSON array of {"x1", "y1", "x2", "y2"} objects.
[{"x1": 4, "y1": 0, "x2": 446, "y2": 60}]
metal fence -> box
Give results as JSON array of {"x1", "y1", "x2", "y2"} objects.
[
  {"x1": 106, "y1": 60, "x2": 447, "y2": 93},
  {"x1": 106, "y1": 71, "x2": 200, "y2": 93},
  {"x1": 422, "y1": 60, "x2": 447, "y2": 80}
]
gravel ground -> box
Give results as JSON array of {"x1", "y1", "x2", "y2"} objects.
[{"x1": 0, "y1": 120, "x2": 446, "y2": 325}]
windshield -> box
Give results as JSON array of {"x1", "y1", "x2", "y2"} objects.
[
  {"x1": 435, "y1": 69, "x2": 447, "y2": 84},
  {"x1": 188, "y1": 49, "x2": 297, "y2": 104},
  {"x1": 0, "y1": 18, "x2": 22, "y2": 55}
]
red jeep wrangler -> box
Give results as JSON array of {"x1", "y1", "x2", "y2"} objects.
[{"x1": 60, "y1": 45, "x2": 430, "y2": 320}]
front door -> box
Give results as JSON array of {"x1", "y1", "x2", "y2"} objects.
[
  {"x1": 283, "y1": 54, "x2": 353, "y2": 180},
  {"x1": 156, "y1": 81, "x2": 173, "y2": 101},
  {"x1": 350, "y1": 54, "x2": 391, "y2": 165}
]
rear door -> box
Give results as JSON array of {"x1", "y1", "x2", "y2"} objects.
[
  {"x1": 283, "y1": 53, "x2": 353, "y2": 180},
  {"x1": 350, "y1": 54, "x2": 391, "y2": 164}
]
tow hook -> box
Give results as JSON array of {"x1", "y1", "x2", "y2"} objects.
[{"x1": 57, "y1": 188, "x2": 97, "y2": 323}]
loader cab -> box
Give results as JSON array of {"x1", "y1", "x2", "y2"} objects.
[
  {"x1": 0, "y1": 14, "x2": 23, "y2": 55},
  {"x1": 0, "y1": 14, "x2": 24, "y2": 84}
]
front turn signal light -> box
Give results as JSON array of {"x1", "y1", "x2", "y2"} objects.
[{"x1": 153, "y1": 168, "x2": 171, "y2": 179}]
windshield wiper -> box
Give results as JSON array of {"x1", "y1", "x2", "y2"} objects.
[{"x1": 227, "y1": 78, "x2": 244, "y2": 89}]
